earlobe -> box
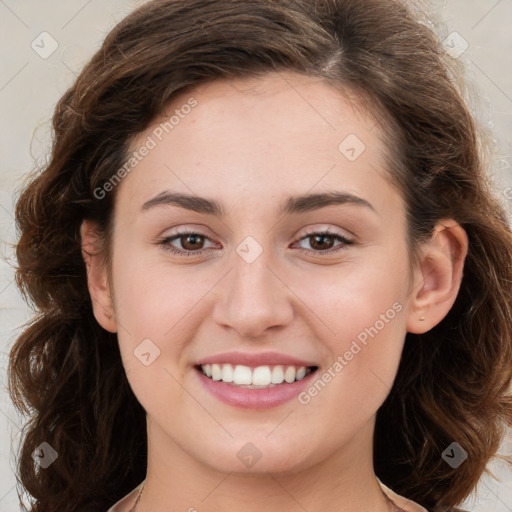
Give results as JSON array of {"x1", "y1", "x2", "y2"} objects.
[
  {"x1": 80, "y1": 219, "x2": 118, "y2": 333},
  {"x1": 406, "y1": 219, "x2": 468, "y2": 334}
]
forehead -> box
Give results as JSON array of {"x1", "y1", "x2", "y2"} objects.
[{"x1": 116, "y1": 71, "x2": 398, "y2": 217}]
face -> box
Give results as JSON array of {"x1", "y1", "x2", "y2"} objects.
[{"x1": 91, "y1": 72, "x2": 420, "y2": 475}]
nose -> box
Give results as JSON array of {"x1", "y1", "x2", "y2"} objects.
[{"x1": 211, "y1": 246, "x2": 294, "y2": 339}]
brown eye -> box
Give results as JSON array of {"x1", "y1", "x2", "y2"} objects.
[
  {"x1": 179, "y1": 234, "x2": 205, "y2": 251},
  {"x1": 308, "y1": 234, "x2": 336, "y2": 251},
  {"x1": 159, "y1": 230, "x2": 216, "y2": 257},
  {"x1": 295, "y1": 230, "x2": 353, "y2": 255}
]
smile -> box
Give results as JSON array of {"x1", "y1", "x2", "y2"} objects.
[
  {"x1": 194, "y1": 362, "x2": 319, "y2": 409},
  {"x1": 198, "y1": 363, "x2": 316, "y2": 387}
]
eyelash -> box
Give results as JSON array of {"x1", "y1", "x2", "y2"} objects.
[{"x1": 157, "y1": 228, "x2": 353, "y2": 257}]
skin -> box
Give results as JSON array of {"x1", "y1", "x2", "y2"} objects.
[{"x1": 81, "y1": 71, "x2": 468, "y2": 512}]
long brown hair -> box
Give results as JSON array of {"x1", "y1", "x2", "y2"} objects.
[{"x1": 9, "y1": 1, "x2": 512, "y2": 511}]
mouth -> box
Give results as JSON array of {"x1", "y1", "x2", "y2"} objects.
[
  {"x1": 195, "y1": 363, "x2": 318, "y2": 388},
  {"x1": 194, "y1": 361, "x2": 319, "y2": 409}
]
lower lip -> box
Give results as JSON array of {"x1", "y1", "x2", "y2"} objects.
[{"x1": 195, "y1": 368, "x2": 317, "y2": 410}]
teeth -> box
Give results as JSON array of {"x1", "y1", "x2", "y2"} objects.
[
  {"x1": 221, "y1": 364, "x2": 234, "y2": 383},
  {"x1": 199, "y1": 363, "x2": 312, "y2": 386},
  {"x1": 252, "y1": 366, "x2": 272, "y2": 386},
  {"x1": 271, "y1": 365, "x2": 284, "y2": 384},
  {"x1": 284, "y1": 366, "x2": 296, "y2": 383},
  {"x1": 211, "y1": 363, "x2": 222, "y2": 381},
  {"x1": 233, "y1": 365, "x2": 252, "y2": 385},
  {"x1": 296, "y1": 366, "x2": 307, "y2": 381}
]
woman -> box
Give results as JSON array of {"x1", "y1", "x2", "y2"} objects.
[{"x1": 8, "y1": 0, "x2": 512, "y2": 511}]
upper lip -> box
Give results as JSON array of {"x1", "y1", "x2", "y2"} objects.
[{"x1": 195, "y1": 351, "x2": 317, "y2": 368}]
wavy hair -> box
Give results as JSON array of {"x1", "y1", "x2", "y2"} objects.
[{"x1": 8, "y1": 0, "x2": 512, "y2": 511}]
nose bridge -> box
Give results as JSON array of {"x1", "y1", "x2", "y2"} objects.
[{"x1": 212, "y1": 237, "x2": 293, "y2": 337}]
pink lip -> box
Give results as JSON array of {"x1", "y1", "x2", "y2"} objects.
[
  {"x1": 195, "y1": 367, "x2": 317, "y2": 410},
  {"x1": 194, "y1": 351, "x2": 317, "y2": 368}
]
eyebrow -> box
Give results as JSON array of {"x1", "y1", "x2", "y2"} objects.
[{"x1": 140, "y1": 191, "x2": 376, "y2": 217}]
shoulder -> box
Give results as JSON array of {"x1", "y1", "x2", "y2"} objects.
[
  {"x1": 378, "y1": 480, "x2": 428, "y2": 512},
  {"x1": 377, "y1": 479, "x2": 471, "y2": 512},
  {"x1": 75, "y1": 504, "x2": 118, "y2": 512},
  {"x1": 74, "y1": 483, "x2": 142, "y2": 512},
  {"x1": 105, "y1": 482, "x2": 143, "y2": 512}
]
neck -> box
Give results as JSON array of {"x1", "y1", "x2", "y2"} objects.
[{"x1": 135, "y1": 416, "x2": 394, "y2": 512}]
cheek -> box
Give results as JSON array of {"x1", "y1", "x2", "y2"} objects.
[
  {"x1": 111, "y1": 244, "x2": 206, "y2": 338},
  {"x1": 293, "y1": 281, "x2": 407, "y2": 445},
  {"x1": 295, "y1": 254, "x2": 409, "y2": 397},
  {"x1": 110, "y1": 248, "x2": 226, "y2": 410},
  {"x1": 108, "y1": 248, "x2": 187, "y2": 388},
  {"x1": 299, "y1": 252, "x2": 409, "y2": 339}
]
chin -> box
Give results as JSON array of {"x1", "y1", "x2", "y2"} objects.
[{"x1": 190, "y1": 438, "x2": 307, "y2": 475}]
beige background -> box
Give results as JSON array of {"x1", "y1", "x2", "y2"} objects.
[{"x1": 0, "y1": 0, "x2": 511, "y2": 510}]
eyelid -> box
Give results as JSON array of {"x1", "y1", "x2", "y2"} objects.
[
  {"x1": 159, "y1": 224, "x2": 354, "y2": 242},
  {"x1": 297, "y1": 225, "x2": 354, "y2": 242},
  {"x1": 292, "y1": 227, "x2": 353, "y2": 255},
  {"x1": 158, "y1": 228, "x2": 218, "y2": 253},
  {"x1": 157, "y1": 224, "x2": 355, "y2": 257}
]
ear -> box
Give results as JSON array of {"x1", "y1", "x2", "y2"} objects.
[
  {"x1": 80, "y1": 219, "x2": 117, "y2": 333},
  {"x1": 406, "y1": 219, "x2": 468, "y2": 334}
]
